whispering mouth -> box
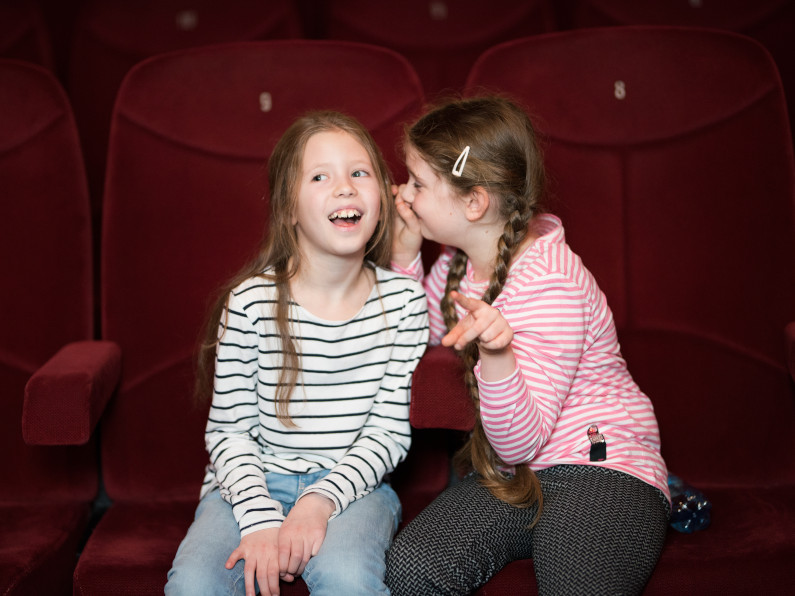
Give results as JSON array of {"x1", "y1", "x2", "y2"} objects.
[{"x1": 328, "y1": 208, "x2": 362, "y2": 224}]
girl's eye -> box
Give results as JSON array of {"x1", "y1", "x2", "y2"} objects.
[
  {"x1": 413, "y1": 182, "x2": 422, "y2": 190},
  {"x1": 352, "y1": 170, "x2": 369, "y2": 178},
  {"x1": 312, "y1": 173, "x2": 327, "y2": 182}
]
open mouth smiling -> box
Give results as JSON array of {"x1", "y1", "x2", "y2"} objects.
[{"x1": 328, "y1": 208, "x2": 362, "y2": 225}]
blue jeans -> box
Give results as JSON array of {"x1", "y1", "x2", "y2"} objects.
[{"x1": 165, "y1": 470, "x2": 400, "y2": 595}]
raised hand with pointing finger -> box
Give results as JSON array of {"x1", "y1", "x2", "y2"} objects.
[
  {"x1": 442, "y1": 291, "x2": 518, "y2": 382},
  {"x1": 441, "y1": 291, "x2": 512, "y2": 352}
]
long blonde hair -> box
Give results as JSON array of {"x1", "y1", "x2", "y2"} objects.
[
  {"x1": 407, "y1": 96, "x2": 546, "y2": 514},
  {"x1": 197, "y1": 111, "x2": 395, "y2": 425}
]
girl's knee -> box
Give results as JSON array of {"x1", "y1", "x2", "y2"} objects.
[
  {"x1": 166, "y1": 560, "x2": 242, "y2": 596},
  {"x1": 305, "y1": 557, "x2": 389, "y2": 595},
  {"x1": 385, "y1": 531, "x2": 475, "y2": 596},
  {"x1": 384, "y1": 538, "x2": 427, "y2": 595}
]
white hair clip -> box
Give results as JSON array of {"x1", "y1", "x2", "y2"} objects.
[{"x1": 452, "y1": 145, "x2": 470, "y2": 177}]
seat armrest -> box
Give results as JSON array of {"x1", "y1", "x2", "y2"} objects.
[
  {"x1": 410, "y1": 345, "x2": 475, "y2": 431},
  {"x1": 786, "y1": 322, "x2": 795, "y2": 382},
  {"x1": 23, "y1": 340, "x2": 122, "y2": 445}
]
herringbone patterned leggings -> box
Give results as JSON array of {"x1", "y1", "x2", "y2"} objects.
[{"x1": 386, "y1": 465, "x2": 669, "y2": 596}]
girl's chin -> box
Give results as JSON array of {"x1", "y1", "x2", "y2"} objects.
[{"x1": 418, "y1": 226, "x2": 442, "y2": 244}]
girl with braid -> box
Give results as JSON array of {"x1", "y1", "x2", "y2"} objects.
[{"x1": 386, "y1": 96, "x2": 670, "y2": 595}]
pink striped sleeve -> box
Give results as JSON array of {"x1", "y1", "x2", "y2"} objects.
[
  {"x1": 475, "y1": 269, "x2": 590, "y2": 464},
  {"x1": 411, "y1": 215, "x2": 669, "y2": 501}
]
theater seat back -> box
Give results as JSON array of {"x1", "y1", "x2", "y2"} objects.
[
  {"x1": 101, "y1": 40, "x2": 425, "y2": 502},
  {"x1": 0, "y1": 58, "x2": 94, "y2": 502},
  {"x1": 68, "y1": 0, "x2": 303, "y2": 230},
  {"x1": 466, "y1": 27, "x2": 795, "y2": 486},
  {"x1": 323, "y1": 0, "x2": 557, "y2": 96}
]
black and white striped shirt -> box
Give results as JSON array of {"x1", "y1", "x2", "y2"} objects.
[{"x1": 201, "y1": 265, "x2": 429, "y2": 536}]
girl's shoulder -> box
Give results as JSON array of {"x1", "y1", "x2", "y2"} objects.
[
  {"x1": 513, "y1": 214, "x2": 586, "y2": 281},
  {"x1": 528, "y1": 213, "x2": 566, "y2": 247},
  {"x1": 374, "y1": 263, "x2": 425, "y2": 295},
  {"x1": 230, "y1": 270, "x2": 278, "y2": 301}
]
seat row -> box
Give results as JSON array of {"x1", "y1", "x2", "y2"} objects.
[
  {"x1": 4, "y1": 0, "x2": 795, "y2": 229},
  {"x1": 2, "y1": 27, "x2": 795, "y2": 595}
]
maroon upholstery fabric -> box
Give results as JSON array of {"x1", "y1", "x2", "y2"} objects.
[
  {"x1": 74, "y1": 501, "x2": 197, "y2": 594},
  {"x1": 0, "y1": 59, "x2": 95, "y2": 595},
  {"x1": 36, "y1": 0, "x2": 81, "y2": 80},
  {"x1": 67, "y1": 0, "x2": 304, "y2": 232},
  {"x1": 560, "y1": 0, "x2": 795, "y2": 142},
  {"x1": 562, "y1": 0, "x2": 793, "y2": 29},
  {"x1": 410, "y1": 345, "x2": 475, "y2": 431},
  {"x1": 0, "y1": 504, "x2": 93, "y2": 595},
  {"x1": 69, "y1": 41, "x2": 439, "y2": 595},
  {"x1": 786, "y1": 321, "x2": 795, "y2": 381},
  {"x1": 0, "y1": 0, "x2": 53, "y2": 69},
  {"x1": 390, "y1": 429, "x2": 455, "y2": 523},
  {"x1": 322, "y1": 0, "x2": 558, "y2": 97},
  {"x1": 23, "y1": 341, "x2": 121, "y2": 446}
]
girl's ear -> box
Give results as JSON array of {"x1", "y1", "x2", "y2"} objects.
[{"x1": 464, "y1": 186, "x2": 490, "y2": 222}]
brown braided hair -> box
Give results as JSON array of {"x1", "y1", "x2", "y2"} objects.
[{"x1": 407, "y1": 96, "x2": 546, "y2": 515}]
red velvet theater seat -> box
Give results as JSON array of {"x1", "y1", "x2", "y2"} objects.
[
  {"x1": 560, "y1": 0, "x2": 795, "y2": 142},
  {"x1": 0, "y1": 59, "x2": 96, "y2": 595},
  {"x1": 0, "y1": 0, "x2": 53, "y2": 69},
  {"x1": 407, "y1": 27, "x2": 795, "y2": 594},
  {"x1": 25, "y1": 40, "x2": 441, "y2": 595},
  {"x1": 321, "y1": 0, "x2": 558, "y2": 98},
  {"x1": 67, "y1": 0, "x2": 304, "y2": 238}
]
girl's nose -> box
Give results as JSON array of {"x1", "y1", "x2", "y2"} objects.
[
  {"x1": 400, "y1": 185, "x2": 413, "y2": 205},
  {"x1": 335, "y1": 181, "x2": 356, "y2": 197}
]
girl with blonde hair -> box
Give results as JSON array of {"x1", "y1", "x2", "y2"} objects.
[{"x1": 167, "y1": 111, "x2": 429, "y2": 596}]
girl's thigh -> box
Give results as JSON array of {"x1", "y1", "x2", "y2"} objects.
[
  {"x1": 302, "y1": 482, "x2": 401, "y2": 596},
  {"x1": 385, "y1": 466, "x2": 669, "y2": 596},
  {"x1": 165, "y1": 489, "x2": 249, "y2": 596},
  {"x1": 532, "y1": 465, "x2": 669, "y2": 596},
  {"x1": 385, "y1": 474, "x2": 538, "y2": 596}
]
